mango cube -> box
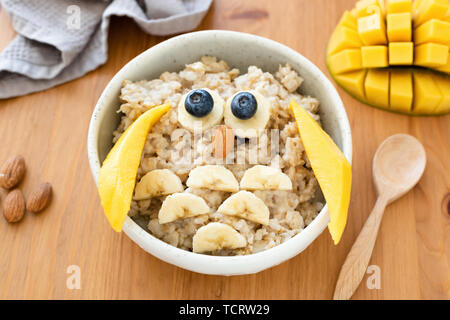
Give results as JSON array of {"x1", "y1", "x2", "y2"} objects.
[
  {"x1": 389, "y1": 42, "x2": 414, "y2": 64},
  {"x1": 355, "y1": 0, "x2": 385, "y2": 17},
  {"x1": 362, "y1": 46, "x2": 389, "y2": 67},
  {"x1": 335, "y1": 70, "x2": 367, "y2": 100},
  {"x1": 435, "y1": 52, "x2": 450, "y2": 74},
  {"x1": 328, "y1": 49, "x2": 363, "y2": 74},
  {"x1": 413, "y1": 0, "x2": 425, "y2": 11},
  {"x1": 413, "y1": 0, "x2": 423, "y2": 12},
  {"x1": 358, "y1": 14, "x2": 388, "y2": 45},
  {"x1": 444, "y1": 7, "x2": 450, "y2": 22},
  {"x1": 327, "y1": 26, "x2": 363, "y2": 55},
  {"x1": 414, "y1": 0, "x2": 450, "y2": 26},
  {"x1": 338, "y1": 11, "x2": 358, "y2": 30},
  {"x1": 413, "y1": 71, "x2": 443, "y2": 113},
  {"x1": 387, "y1": 0, "x2": 412, "y2": 13},
  {"x1": 390, "y1": 70, "x2": 413, "y2": 112},
  {"x1": 365, "y1": 69, "x2": 390, "y2": 108},
  {"x1": 414, "y1": 19, "x2": 450, "y2": 45},
  {"x1": 387, "y1": 12, "x2": 412, "y2": 41},
  {"x1": 415, "y1": 43, "x2": 449, "y2": 67},
  {"x1": 433, "y1": 75, "x2": 450, "y2": 113}
]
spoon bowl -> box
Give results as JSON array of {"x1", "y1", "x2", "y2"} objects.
[{"x1": 373, "y1": 134, "x2": 427, "y2": 203}]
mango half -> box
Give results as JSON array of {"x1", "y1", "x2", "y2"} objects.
[
  {"x1": 327, "y1": 0, "x2": 450, "y2": 116},
  {"x1": 98, "y1": 104, "x2": 171, "y2": 232},
  {"x1": 290, "y1": 100, "x2": 352, "y2": 245}
]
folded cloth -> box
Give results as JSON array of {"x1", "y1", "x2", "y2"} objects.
[{"x1": 0, "y1": 0, "x2": 212, "y2": 99}]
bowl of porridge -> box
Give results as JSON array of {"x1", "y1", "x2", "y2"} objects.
[{"x1": 88, "y1": 30, "x2": 352, "y2": 275}]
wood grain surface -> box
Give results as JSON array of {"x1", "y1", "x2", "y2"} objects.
[{"x1": 0, "y1": 0, "x2": 448, "y2": 300}]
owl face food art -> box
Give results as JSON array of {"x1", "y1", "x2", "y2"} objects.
[{"x1": 114, "y1": 56, "x2": 324, "y2": 255}]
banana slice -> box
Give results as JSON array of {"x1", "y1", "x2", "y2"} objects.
[
  {"x1": 224, "y1": 90, "x2": 271, "y2": 138},
  {"x1": 158, "y1": 193, "x2": 210, "y2": 224},
  {"x1": 193, "y1": 222, "x2": 247, "y2": 253},
  {"x1": 217, "y1": 190, "x2": 270, "y2": 225},
  {"x1": 186, "y1": 165, "x2": 239, "y2": 192},
  {"x1": 240, "y1": 165, "x2": 293, "y2": 191},
  {"x1": 134, "y1": 169, "x2": 183, "y2": 200},
  {"x1": 178, "y1": 88, "x2": 224, "y2": 132}
]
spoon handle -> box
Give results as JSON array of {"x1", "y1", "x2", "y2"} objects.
[{"x1": 333, "y1": 196, "x2": 388, "y2": 300}]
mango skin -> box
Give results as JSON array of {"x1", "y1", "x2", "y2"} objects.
[
  {"x1": 289, "y1": 99, "x2": 352, "y2": 245},
  {"x1": 98, "y1": 104, "x2": 171, "y2": 232}
]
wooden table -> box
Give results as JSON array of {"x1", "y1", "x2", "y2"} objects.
[{"x1": 0, "y1": 0, "x2": 448, "y2": 300}]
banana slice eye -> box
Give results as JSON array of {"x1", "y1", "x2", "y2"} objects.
[
  {"x1": 224, "y1": 91, "x2": 271, "y2": 138},
  {"x1": 178, "y1": 88, "x2": 224, "y2": 132}
]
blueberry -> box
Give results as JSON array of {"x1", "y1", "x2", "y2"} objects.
[
  {"x1": 231, "y1": 92, "x2": 257, "y2": 120},
  {"x1": 185, "y1": 89, "x2": 214, "y2": 117}
]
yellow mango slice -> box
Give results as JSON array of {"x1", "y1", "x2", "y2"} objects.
[
  {"x1": 386, "y1": 0, "x2": 413, "y2": 13},
  {"x1": 358, "y1": 13, "x2": 388, "y2": 45},
  {"x1": 433, "y1": 74, "x2": 450, "y2": 113},
  {"x1": 338, "y1": 10, "x2": 358, "y2": 30},
  {"x1": 389, "y1": 42, "x2": 414, "y2": 64},
  {"x1": 98, "y1": 104, "x2": 171, "y2": 232},
  {"x1": 387, "y1": 12, "x2": 412, "y2": 42},
  {"x1": 390, "y1": 70, "x2": 413, "y2": 112},
  {"x1": 334, "y1": 70, "x2": 367, "y2": 100},
  {"x1": 414, "y1": 0, "x2": 450, "y2": 26},
  {"x1": 327, "y1": 26, "x2": 363, "y2": 56},
  {"x1": 415, "y1": 43, "x2": 449, "y2": 67},
  {"x1": 328, "y1": 49, "x2": 363, "y2": 74},
  {"x1": 362, "y1": 45, "x2": 389, "y2": 67},
  {"x1": 413, "y1": 71, "x2": 443, "y2": 113},
  {"x1": 365, "y1": 69, "x2": 390, "y2": 108},
  {"x1": 289, "y1": 99, "x2": 351, "y2": 245},
  {"x1": 414, "y1": 19, "x2": 450, "y2": 45}
]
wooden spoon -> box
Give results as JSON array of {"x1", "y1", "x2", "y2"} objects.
[{"x1": 333, "y1": 134, "x2": 426, "y2": 300}]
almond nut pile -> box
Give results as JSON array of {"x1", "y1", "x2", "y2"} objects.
[{"x1": 0, "y1": 155, "x2": 52, "y2": 223}]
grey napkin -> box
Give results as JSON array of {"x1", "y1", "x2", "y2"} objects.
[{"x1": 0, "y1": 0, "x2": 212, "y2": 99}]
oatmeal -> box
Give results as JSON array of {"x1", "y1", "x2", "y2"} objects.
[{"x1": 114, "y1": 56, "x2": 324, "y2": 255}]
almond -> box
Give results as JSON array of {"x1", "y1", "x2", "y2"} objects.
[
  {"x1": 0, "y1": 155, "x2": 26, "y2": 189},
  {"x1": 3, "y1": 189, "x2": 25, "y2": 223},
  {"x1": 26, "y1": 182, "x2": 52, "y2": 213},
  {"x1": 213, "y1": 125, "x2": 234, "y2": 159}
]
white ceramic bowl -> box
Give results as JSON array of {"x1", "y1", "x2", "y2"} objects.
[{"x1": 88, "y1": 30, "x2": 352, "y2": 275}]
